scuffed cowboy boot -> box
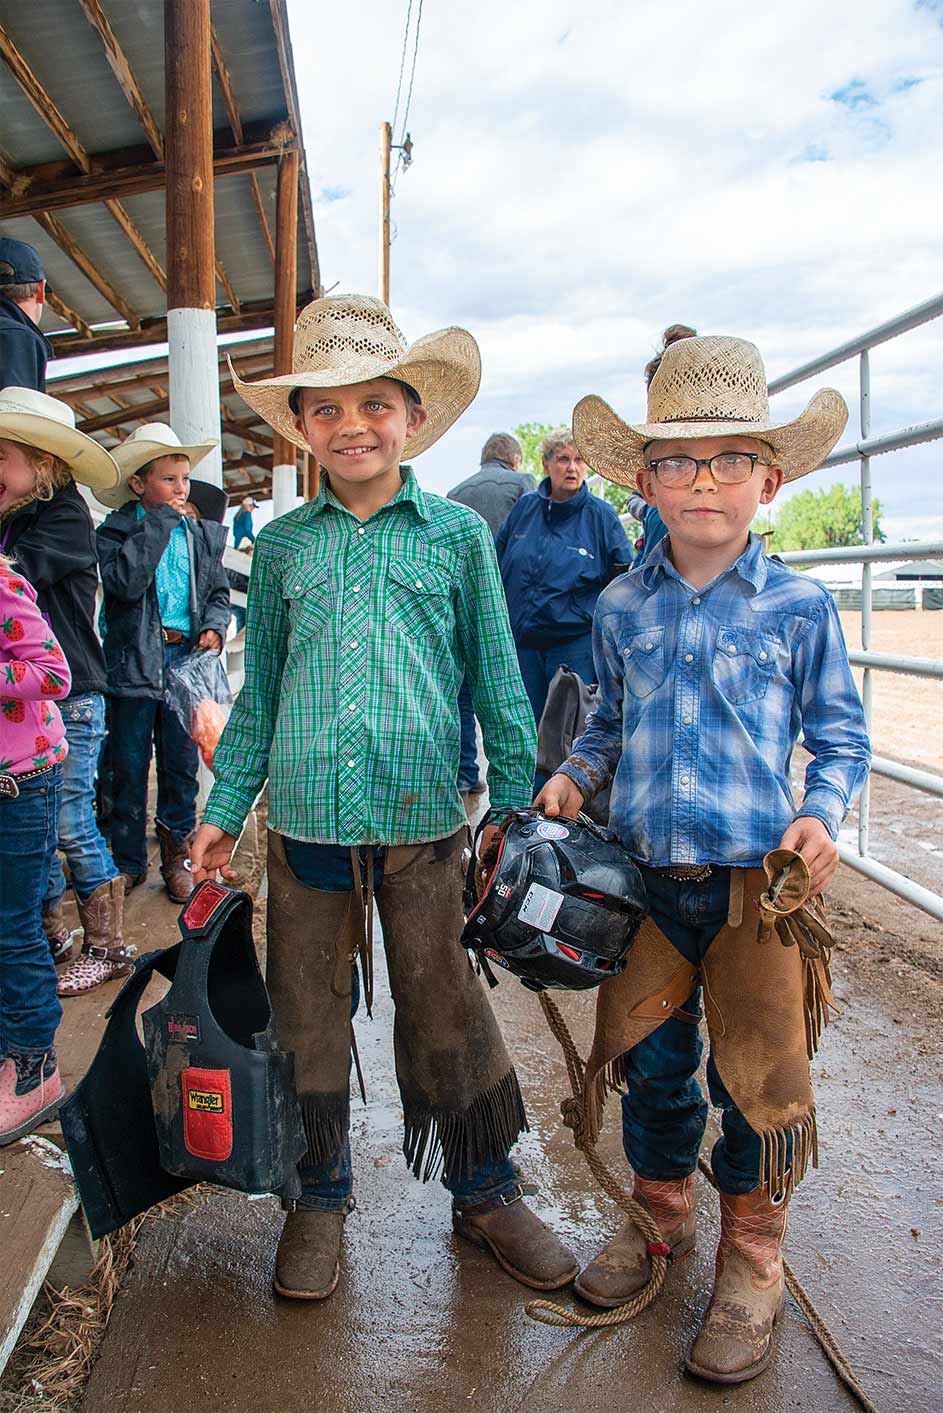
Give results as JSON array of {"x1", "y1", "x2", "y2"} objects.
[
  {"x1": 685, "y1": 1186, "x2": 789, "y2": 1385},
  {"x1": 57, "y1": 878, "x2": 136, "y2": 996},
  {"x1": 273, "y1": 1208, "x2": 349, "y2": 1300},
  {"x1": 453, "y1": 1192, "x2": 578, "y2": 1291},
  {"x1": 118, "y1": 870, "x2": 147, "y2": 895},
  {"x1": 0, "y1": 1051, "x2": 64, "y2": 1145},
  {"x1": 157, "y1": 821, "x2": 194, "y2": 903},
  {"x1": 42, "y1": 899, "x2": 75, "y2": 963},
  {"x1": 574, "y1": 1173, "x2": 697, "y2": 1308}
]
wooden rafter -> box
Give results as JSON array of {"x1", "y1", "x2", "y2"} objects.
[
  {"x1": 211, "y1": 24, "x2": 275, "y2": 263},
  {"x1": 51, "y1": 354, "x2": 271, "y2": 408},
  {"x1": 77, "y1": 0, "x2": 164, "y2": 158},
  {"x1": 78, "y1": 395, "x2": 169, "y2": 435},
  {"x1": 104, "y1": 198, "x2": 166, "y2": 289},
  {"x1": 214, "y1": 260, "x2": 241, "y2": 314},
  {"x1": 221, "y1": 417, "x2": 274, "y2": 450},
  {"x1": 0, "y1": 23, "x2": 87, "y2": 171},
  {"x1": 45, "y1": 289, "x2": 92, "y2": 340},
  {"x1": 268, "y1": 1, "x2": 320, "y2": 293},
  {"x1": 46, "y1": 295, "x2": 305, "y2": 358},
  {"x1": 33, "y1": 211, "x2": 140, "y2": 329}
]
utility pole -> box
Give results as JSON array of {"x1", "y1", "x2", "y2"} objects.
[{"x1": 379, "y1": 121, "x2": 391, "y2": 306}]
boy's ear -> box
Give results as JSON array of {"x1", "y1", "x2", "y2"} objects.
[
  {"x1": 406, "y1": 402, "x2": 428, "y2": 436},
  {"x1": 759, "y1": 464, "x2": 785, "y2": 505},
  {"x1": 636, "y1": 468, "x2": 659, "y2": 508},
  {"x1": 127, "y1": 471, "x2": 145, "y2": 497}
]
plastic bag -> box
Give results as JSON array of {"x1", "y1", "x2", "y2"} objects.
[{"x1": 164, "y1": 649, "x2": 232, "y2": 771}]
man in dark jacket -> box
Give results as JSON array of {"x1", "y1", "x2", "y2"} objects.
[
  {"x1": 95, "y1": 424, "x2": 230, "y2": 903},
  {"x1": 496, "y1": 427, "x2": 632, "y2": 787},
  {"x1": 448, "y1": 433, "x2": 535, "y2": 795},
  {"x1": 0, "y1": 239, "x2": 53, "y2": 392}
]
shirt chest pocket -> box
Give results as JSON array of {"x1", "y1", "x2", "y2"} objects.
[
  {"x1": 620, "y1": 625, "x2": 667, "y2": 699},
  {"x1": 284, "y1": 561, "x2": 333, "y2": 645},
  {"x1": 711, "y1": 626, "x2": 780, "y2": 705},
  {"x1": 384, "y1": 558, "x2": 453, "y2": 642}
]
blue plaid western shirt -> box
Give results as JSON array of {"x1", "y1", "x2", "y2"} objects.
[{"x1": 558, "y1": 534, "x2": 870, "y2": 867}]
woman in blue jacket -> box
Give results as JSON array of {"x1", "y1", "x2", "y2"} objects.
[{"x1": 496, "y1": 427, "x2": 632, "y2": 782}]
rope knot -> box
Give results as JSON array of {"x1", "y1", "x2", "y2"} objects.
[
  {"x1": 646, "y1": 1240, "x2": 671, "y2": 1259},
  {"x1": 559, "y1": 1096, "x2": 586, "y2": 1143}
]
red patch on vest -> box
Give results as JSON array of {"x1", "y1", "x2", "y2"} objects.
[
  {"x1": 182, "y1": 1067, "x2": 233, "y2": 1162},
  {"x1": 183, "y1": 881, "x2": 229, "y2": 931}
]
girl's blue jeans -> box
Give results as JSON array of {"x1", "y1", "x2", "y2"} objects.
[
  {"x1": 622, "y1": 864, "x2": 782, "y2": 1195},
  {"x1": 0, "y1": 765, "x2": 63, "y2": 1057},
  {"x1": 283, "y1": 839, "x2": 519, "y2": 1213},
  {"x1": 44, "y1": 693, "x2": 119, "y2": 907}
]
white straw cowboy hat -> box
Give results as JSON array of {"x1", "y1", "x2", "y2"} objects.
[
  {"x1": 97, "y1": 422, "x2": 217, "y2": 509},
  {"x1": 228, "y1": 293, "x2": 481, "y2": 459},
  {"x1": 0, "y1": 386, "x2": 119, "y2": 490},
  {"x1": 573, "y1": 335, "x2": 848, "y2": 488}
]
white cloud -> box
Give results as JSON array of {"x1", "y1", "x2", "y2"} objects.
[{"x1": 287, "y1": 0, "x2": 943, "y2": 513}]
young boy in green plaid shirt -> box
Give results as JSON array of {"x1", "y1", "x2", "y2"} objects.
[{"x1": 191, "y1": 295, "x2": 578, "y2": 1301}]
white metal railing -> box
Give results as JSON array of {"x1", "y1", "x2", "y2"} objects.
[{"x1": 771, "y1": 294, "x2": 943, "y2": 922}]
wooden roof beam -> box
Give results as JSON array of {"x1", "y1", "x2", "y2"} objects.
[
  {"x1": 221, "y1": 418, "x2": 274, "y2": 450},
  {"x1": 34, "y1": 211, "x2": 141, "y2": 329},
  {"x1": 77, "y1": 0, "x2": 164, "y2": 159},
  {"x1": 45, "y1": 289, "x2": 92, "y2": 340},
  {"x1": 78, "y1": 395, "x2": 170, "y2": 435},
  {"x1": 268, "y1": 1, "x2": 320, "y2": 293},
  {"x1": 215, "y1": 260, "x2": 241, "y2": 314},
  {"x1": 47, "y1": 296, "x2": 301, "y2": 358},
  {"x1": 211, "y1": 25, "x2": 275, "y2": 263}
]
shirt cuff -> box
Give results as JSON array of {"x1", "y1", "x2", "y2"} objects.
[
  {"x1": 796, "y1": 788, "x2": 846, "y2": 841},
  {"x1": 203, "y1": 784, "x2": 256, "y2": 839},
  {"x1": 556, "y1": 755, "x2": 605, "y2": 802}
]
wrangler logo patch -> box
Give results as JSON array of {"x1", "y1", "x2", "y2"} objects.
[{"x1": 187, "y1": 1088, "x2": 224, "y2": 1113}]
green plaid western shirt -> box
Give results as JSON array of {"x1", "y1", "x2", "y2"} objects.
[{"x1": 205, "y1": 470, "x2": 536, "y2": 845}]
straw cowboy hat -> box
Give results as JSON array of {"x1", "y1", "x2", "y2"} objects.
[
  {"x1": 97, "y1": 422, "x2": 217, "y2": 509},
  {"x1": 573, "y1": 335, "x2": 848, "y2": 487},
  {"x1": 228, "y1": 293, "x2": 481, "y2": 459},
  {"x1": 0, "y1": 386, "x2": 119, "y2": 490}
]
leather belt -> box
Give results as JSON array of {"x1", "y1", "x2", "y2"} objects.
[
  {"x1": 0, "y1": 760, "x2": 58, "y2": 800},
  {"x1": 161, "y1": 628, "x2": 188, "y2": 644},
  {"x1": 651, "y1": 863, "x2": 713, "y2": 883}
]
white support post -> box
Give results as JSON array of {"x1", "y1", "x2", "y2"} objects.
[
  {"x1": 167, "y1": 306, "x2": 223, "y2": 488},
  {"x1": 272, "y1": 462, "x2": 297, "y2": 518}
]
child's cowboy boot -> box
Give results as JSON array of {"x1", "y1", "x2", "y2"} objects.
[
  {"x1": 57, "y1": 878, "x2": 135, "y2": 996},
  {"x1": 157, "y1": 821, "x2": 193, "y2": 904},
  {"x1": 273, "y1": 1206, "x2": 352, "y2": 1301},
  {"x1": 0, "y1": 1050, "x2": 64, "y2": 1145},
  {"x1": 574, "y1": 1173, "x2": 697, "y2": 1307},
  {"x1": 685, "y1": 1185, "x2": 789, "y2": 1384},
  {"x1": 453, "y1": 1190, "x2": 579, "y2": 1290},
  {"x1": 42, "y1": 899, "x2": 75, "y2": 963}
]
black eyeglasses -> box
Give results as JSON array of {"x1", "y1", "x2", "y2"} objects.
[{"x1": 646, "y1": 452, "x2": 769, "y2": 488}]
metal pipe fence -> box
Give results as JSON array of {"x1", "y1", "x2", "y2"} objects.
[{"x1": 772, "y1": 295, "x2": 943, "y2": 922}]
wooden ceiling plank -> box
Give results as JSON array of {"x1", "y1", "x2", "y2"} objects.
[
  {"x1": 78, "y1": 394, "x2": 169, "y2": 434},
  {"x1": 48, "y1": 297, "x2": 300, "y2": 358},
  {"x1": 214, "y1": 259, "x2": 241, "y2": 314},
  {"x1": 211, "y1": 24, "x2": 275, "y2": 264},
  {"x1": 103, "y1": 198, "x2": 167, "y2": 290},
  {"x1": 45, "y1": 289, "x2": 92, "y2": 340},
  {"x1": 267, "y1": 1, "x2": 319, "y2": 291},
  {"x1": 77, "y1": 0, "x2": 164, "y2": 159},
  {"x1": 0, "y1": 23, "x2": 90, "y2": 173},
  {"x1": 221, "y1": 417, "x2": 274, "y2": 450},
  {"x1": 33, "y1": 211, "x2": 141, "y2": 329}
]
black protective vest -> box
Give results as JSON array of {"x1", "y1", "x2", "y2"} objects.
[{"x1": 61, "y1": 883, "x2": 306, "y2": 1239}]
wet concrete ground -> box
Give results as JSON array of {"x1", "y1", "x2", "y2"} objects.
[{"x1": 79, "y1": 870, "x2": 942, "y2": 1413}]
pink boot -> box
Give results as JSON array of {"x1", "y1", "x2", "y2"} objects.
[{"x1": 0, "y1": 1051, "x2": 65, "y2": 1145}]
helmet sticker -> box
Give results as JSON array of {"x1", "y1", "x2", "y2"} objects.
[
  {"x1": 518, "y1": 881, "x2": 565, "y2": 931},
  {"x1": 536, "y1": 821, "x2": 570, "y2": 841}
]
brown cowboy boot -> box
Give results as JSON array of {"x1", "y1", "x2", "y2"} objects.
[
  {"x1": 42, "y1": 899, "x2": 74, "y2": 963},
  {"x1": 157, "y1": 821, "x2": 194, "y2": 903},
  {"x1": 273, "y1": 1208, "x2": 349, "y2": 1300},
  {"x1": 453, "y1": 1191, "x2": 578, "y2": 1291},
  {"x1": 574, "y1": 1173, "x2": 697, "y2": 1307},
  {"x1": 57, "y1": 879, "x2": 136, "y2": 996},
  {"x1": 685, "y1": 1186, "x2": 789, "y2": 1384}
]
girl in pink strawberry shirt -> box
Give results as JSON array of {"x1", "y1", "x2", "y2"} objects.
[{"x1": 0, "y1": 557, "x2": 71, "y2": 1143}]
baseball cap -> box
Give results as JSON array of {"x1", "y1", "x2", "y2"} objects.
[{"x1": 0, "y1": 238, "x2": 46, "y2": 286}]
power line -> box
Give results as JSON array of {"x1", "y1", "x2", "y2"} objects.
[
  {"x1": 392, "y1": 0, "x2": 424, "y2": 189},
  {"x1": 391, "y1": 0, "x2": 413, "y2": 137}
]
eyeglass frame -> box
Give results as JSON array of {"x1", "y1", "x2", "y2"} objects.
[{"x1": 644, "y1": 450, "x2": 771, "y2": 488}]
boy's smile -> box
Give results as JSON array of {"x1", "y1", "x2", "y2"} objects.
[{"x1": 294, "y1": 377, "x2": 428, "y2": 514}]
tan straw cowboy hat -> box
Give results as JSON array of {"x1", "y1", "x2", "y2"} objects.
[
  {"x1": 97, "y1": 422, "x2": 217, "y2": 509},
  {"x1": 0, "y1": 386, "x2": 119, "y2": 490},
  {"x1": 228, "y1": 293, "x2": 481, "y2": 459},
  {"x1": 573, "y1": 335, "x2": 848, "y2": 487}
]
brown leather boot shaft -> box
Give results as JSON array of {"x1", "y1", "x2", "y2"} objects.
[
  {"x1": 77, "y1": 878, "x2": 125, "y2": 951},
  {"x1": 686, "y1": 1186, "x2": 788, "y2": 1385},
  {"x1": 157, "y1": 822, "x2": 193, "y2": 903},
  {"x1": 574, "y1": 1173, "x2": 697, "y2": 1308}
]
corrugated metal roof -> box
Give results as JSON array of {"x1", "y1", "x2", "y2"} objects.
[{"x1": 0, "y1": 0, "x2": 318, "y2": 353}]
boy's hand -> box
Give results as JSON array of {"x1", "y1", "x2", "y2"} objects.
[
  {"x1": 191, "y1": 823, "x2": 238, "y2": 883},
  {"x1": 779, "y1": 815, "x2": 838, "y2": 896},
  {"x1": 198, "y1": 629, "x2": 223, "y2": 653},
  {"x1": 533, "y1": 772, "x2": 586, "y2": 819}
]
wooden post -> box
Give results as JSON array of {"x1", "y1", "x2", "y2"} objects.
[
  {"x1": 165, "y1": 0, "x2": 222, "y2": 486},
  {"x1": 379, "y1": 121, "x2": 391, "y2": 306},
  {"x1": 272, "y1": 148, "x2": 299, "y2": 517}
]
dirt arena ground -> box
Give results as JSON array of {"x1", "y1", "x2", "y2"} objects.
[{"x1": 839, "y1": 609, "x2": 943, "y2": 771}]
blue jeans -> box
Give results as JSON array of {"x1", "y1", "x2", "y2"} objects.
[
  {"x1": 283, "y1": 838, "x2": 520, "y2": 1212},
  {"x1": 457, "y1": 674, "x2": 479, "y2": 790},
  {"x1": 621, "y1": 865, "x2": 777, "y2": 1195},
  {"x1": 516, "y1": 633, "x2": 596, "y2": 792},
  {"x1": 108, "y1": 644, "x2": 200, "y2": 877},
  {"x1": 44, "y1": 694, "x2": 119, "y2": 907},
  {"x1": 0, "y1": 766, "x2": 63, "y2": 1057}
]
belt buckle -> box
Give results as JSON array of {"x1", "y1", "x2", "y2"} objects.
[{"x1": 0, "y1": 773, "x2": 19, "y2": 799}]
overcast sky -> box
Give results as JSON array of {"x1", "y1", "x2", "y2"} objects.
[{"x1": 286, "y1": 0, "x2": 942, "y2": 539}]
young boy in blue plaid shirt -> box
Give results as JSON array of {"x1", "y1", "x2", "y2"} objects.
[{"x1": 538, "y1": 334, "x2": 870, "y2": 1384}]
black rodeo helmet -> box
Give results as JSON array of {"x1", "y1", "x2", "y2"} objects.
[{"x1": 462, "y1": 809, "x2": 648, "y2": 992}]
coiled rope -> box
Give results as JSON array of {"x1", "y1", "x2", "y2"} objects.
[{"x1": 527, "y1": 992, "x2": 880, "y2": 1413}]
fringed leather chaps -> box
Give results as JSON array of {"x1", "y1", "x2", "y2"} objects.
[
  {"x1": 265, "y1": 828, "x2": 527, "y2": 1186},
  {"x1": 581, "y1": 850, "x2": 837, "y2": 1196}
]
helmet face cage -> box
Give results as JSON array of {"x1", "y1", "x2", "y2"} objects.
[{"x1": 461, "y1": 809, "x2": 648, "y2": 992}]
